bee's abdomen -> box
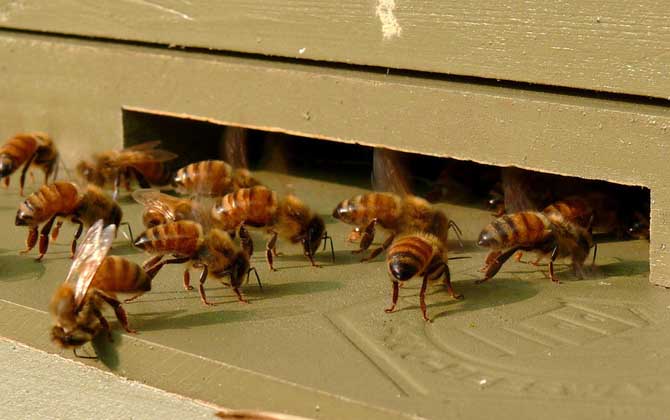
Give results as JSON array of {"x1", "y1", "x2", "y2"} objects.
[
  {"x1": 213, "y1": 186, "x2": 276, "y2": 229},
  {"x1": 92, "y1": 256, "x2": 149, "y2": 293},
  {"x1": 19, "y1": 181, "x2": 80, "y2": 223},
  {"x1": 479, "y1": 212, "x2": 550, "y2": 249},
  {"x1": 0, "y1": 134, "x2": 39, "y2": 164},
  {"x1": 386, "y1": 236, "x2": 434, "y2": 281},
  {"x1": 174, "y1": 160, "x2": 232, "y2": 195},
  {"x1": 135, "y1": 220, "x2": 203, "y2": 256}
]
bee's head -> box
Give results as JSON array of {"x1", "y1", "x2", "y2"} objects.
[
  {"x1": 0, "y1": 154, "x2": 15, "y2": 178},
  {"x1": 303, "y1": 216, "x2": 325, "y2": 257},
  {"x1": 477, "y1": 228, "x2": 500, "y2": 249},
  {"x1": 76, "y1": 160, "x2": 95, "y2": 181},
  {"x1": 50, "y1": 326, "x2": 91, "y2": 350},
  {"x1": 332, "y1": 199, "x2": 355, "y2": 224}
]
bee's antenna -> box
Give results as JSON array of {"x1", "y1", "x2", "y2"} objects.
[
  {"x1": 449, "y1": 220, "x2": 464, "y2": 249},
  {"x1": 247, "y1": 267, "x2": 262, "y2": 290},
  {"x1": 322, "y1": 232, "x2": 335, "y2": 262},
  {"x1": 59, "y1": 157, "x2": 72, "y2": 181},
  {"x1": 119, "y1": 222, "x2": 134, "y2": 244}
]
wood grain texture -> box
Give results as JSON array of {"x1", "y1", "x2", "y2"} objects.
[
  {"x1": 0, "y1": 31, "x2": 667, "y2": 285},
  {"x1": 0, "y1": 1, "x2": 668, "y2": 98}
]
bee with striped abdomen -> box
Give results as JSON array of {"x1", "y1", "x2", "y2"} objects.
[
  {"x1": 0, "y1": 132, "x2": 59, "y2": 196},
  {"x1": 477, "y1": 211, "x2": 594, "y2": 283},
  {"x1": 211, "y1": 185, "x2": 333, "y2": 271},
  {"x1": 50, "y1": 221, "x2": 164, "y2": 357},
  {"x1": 15, "y1": 181, "x2": 122, "y2": 260},
  {"x1": 132, "y1": 189, "x2": 208, "y2": 228},
  {"x1": 133, "y1": 220, "x2": 260, "y2": 305},
  {"x1": 76, "y1": 140, "x2": 177, "y2": 200},
  {"x1": 332, "y1": 193, "x2": 462, "y2": 262},
  {"x1": 385, "y1": 232, "x2": 463, "y2": 322},
  {"x1": 173, "y1": 160, "x2": 260, "y2": 196}
]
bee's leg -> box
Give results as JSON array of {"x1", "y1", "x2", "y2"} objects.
[
  {"x1": 476, "y1": 246, "x2": 521, "y2": 284},
  {"x1": 591, "y1": 242, "x2": 598, "y2": 268},
  {"x1": 51, "y1": 219, "x2": 64, "y2": 241},
  {"x1": 29, "y1": 171, "x2": 35, "y2": 185},
  {"x1": 361, "y1": 232, "x2": 395, "y2": 262},
  {"x1": 233, "y1": 285, "x2": 249, "y2": 304},
  {"x1": 19, "y1": 226, "x2": 38, "y2": 254},
  {"x1": 2, "y1": 176, "x2": 9, "y2": 188},
  {"x1": 265, "y1": 231, "x2": 279, "y2": 271},
  {"x1": 303, "y1": 242, "x2": 322, "y2": 268},
  {"x1": 98, "y1": 294, "x2": 137, "y2": 334},
  {"x1": 195, "y1": 263, "x2": 215, "y2": 306},
  {"x1": 70, "y1": 218, "x2": 84, "y2": 258},
  {"x1": 440, "y1": 263, "x2": 463, "y2": 300},
  {"x1": 36, "y1": 214, "x2": 59, "y2": 261},
  {"x1": 548, "y1": 245, "x2": 561, "y2": 283},
  {"x1": 239, "y1": 224, "x2": 254, "y2": 257},
  {"x1": 347, "y1": 227, "x2": 362, "y2": 243},
  {"x1": 93, "y1": 306, "x2": 112, "y2": 342},
  {"x1": 352, "y1": 218, "x2": 377, "y2": 255},
  {"x1": 141, "y1": 255, "x2": 163, "y2": 271},
  {"x1": 322, "y1": 231, "x2": 335, "y2": 262},
  {"x1": 18, "y1": 153, "x2": 37, "y2": 196},
  {"x1": 123, "y1": 169, "x2": 132, "y2": 192},
  {"x1": 419, "y1": 275, "x2": 431, "y2": 322},
  {"x1": 247, "y1": 267, "x2": 262, "y2": 290},
  {"x1": 448, "y1": 220, "x2": 464, "y2": 249},
  {"x1": 479, "y1": 250, "x2": 501, "y2": 272},
  {"x1": 183, "y1": 269, "x2": 193, "y2": 290},
  {"x1": 129, "y1": 167, "x2": 150, "y2": 189},
  {"x1": 384, "y1": 281, "x2": 400, "y2": 314},
  {"x1": 514, "y1": 251, "x2": 524, "y2": 263}
]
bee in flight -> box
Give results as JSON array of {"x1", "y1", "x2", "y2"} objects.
[
  {"x1": 0, "y1": 132, "x2": 59, "y2": 196},
  {"x1": 384, "y1": 232, "x2": 463, "y2": 322},
  {"x1": 15, "y1": 181, "x2": 123, "y2": 260},
  {"x1": 332, "y1": 192, "x2": 462, "y2": 262},
  {"x1": 210, "y1": 186, "x2": 334, "y2": 271},
  {"x1": 173, "y1": 160, "x2": 261, "y2": 196},
  {"x1": 49, "y1": 220, "x2": 165, "y2": 357},
  {"x1": 477, "y1": 210, "x2": 594, "y2": 283},
  {"x1": 133, "y1": 220, "x2": 261, "y2": 305},
  {"x1": 76, "y1": 140, "x2": 177, "y2": 200}
]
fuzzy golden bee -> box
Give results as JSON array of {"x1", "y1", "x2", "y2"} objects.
[
  {"x1": 50, "y1": 221, "x2": 164, "y2": 356},
  {"x1": 132, "y1": 189, "x2": 208, "y2": 228},
  {"x1": 332, "y1": 192, "x2": 462, "y2": 262},
  {"x1": 173, "y1": 160, "x2": 260, "y2": 196},
  {"x1": 477, "y1": 211, "x2": 594, "y2": 283},
  {"x1": 210, "y1": 185, "x2": 333, "y2": 271},
  {"x1": 384, "y1": 232, "x2": 463, "y2": 322},
  {"x1": 76, "y1": 140, "x2": 177, "y2": 200},
  {"x1": 15, "y1": 181, "x2": 122, "y2": 260},
  {"x1": 0, "y1": 132, "x2": 58, "y2": 196},
  {"x1": 133, "y1": 220, "x2": 261, "y2": 305}
]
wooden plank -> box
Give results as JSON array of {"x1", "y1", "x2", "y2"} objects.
[
  {"x1": 0, "y1": 1, "x2": 669, "y2": 98},
  {"x1": 0, "y1": 32, "x2": 667, "y2": 286}
]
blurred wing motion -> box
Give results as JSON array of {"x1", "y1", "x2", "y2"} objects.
[
  {"x1": 64, "y1": 220, "x2": 116, "y2": 309},
  {"x1": 372, "y1": 148, "x2": 411, "y2": 195},
  {"x1": 215, "y1": 409, "x2": 313, "y2": 420},
  {"x1": 132, "y1": 189, "x2": 178, "y2": 222}
]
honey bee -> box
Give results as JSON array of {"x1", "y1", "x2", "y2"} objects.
[
  {"x1": 332, "y1": 193, "x2": 463, "y2": 262},
  {"x1": 384, "y1": 232, "x2": 463, "y2": 322},
  {"x1": 15, "y1": 181, "x2": 122, "y2": 260},
  {"x1": 132, "y1": 189, "x2": 207, "y2": 228},
  {"x1": 476, "y1": 211, "x2": 594, "y2": 283},
  {"x1": 0, "y1": 132, "x2": 59, "y2": 196},
  {"x1": 50, "y1": 220, "x2": 164, "y2": 356},
  {"x1": 76, "y1": 140, "x2": 177, "y2": 200},
  {"x1": 173, "y1": 160, "x2": 260, "y2": 196},
  {"x1": 133, "y1": 220, "x2": 261, "y2": 305},
  {"x1": 210, "y1": 186, "x2": 334, "y2": 271}
]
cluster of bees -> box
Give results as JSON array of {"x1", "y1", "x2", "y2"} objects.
[{"x1": 0, "y1": 132, "x2": 650, "y2": 357}]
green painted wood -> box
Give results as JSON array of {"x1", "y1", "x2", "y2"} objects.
[{"x1": 0, "y1": 1, "x2": 668, "y2": 98}]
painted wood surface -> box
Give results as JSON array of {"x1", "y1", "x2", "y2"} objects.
[{"x1": 0, "y1": 1, "x2": 668, "y2": 98}]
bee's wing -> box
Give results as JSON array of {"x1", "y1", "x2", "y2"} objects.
[
  {"x1": 132, "y1": 189, "x2": 178, "y2": 221},
  {"x1": 65, "y1": 220, "x2": 116, "y2": 309},
  {"x1": 372, "y1": 148, "x2": 411, "y2": 196},
  {"x1": 122, "y1": 140, "x2": 162, "y2": 151}
]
